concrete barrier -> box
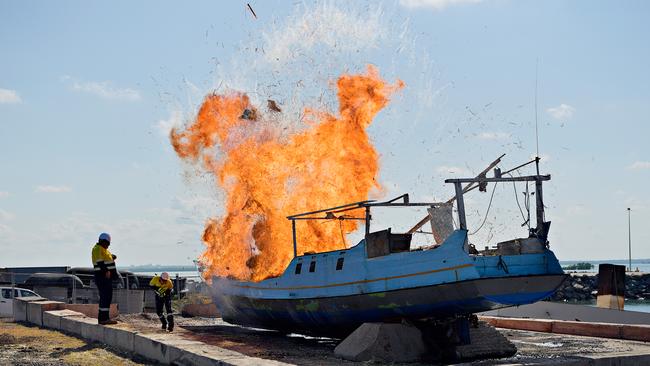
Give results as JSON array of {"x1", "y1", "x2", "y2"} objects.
[
  {"x1": 170, "y1": 343, "x2": 268, "y2": 366},
  {"x1": 103, "y1": 325, "x2": 136, "y2": 353},
  {"x1": 12, "y1": 296, "x2": 44, "y2": 322},
  {"x1": 496, "y1": 317, "x2": 553, "y2": 333},
  {"x1": 480, "y1": 315, "x2": 650, "y2": 342},
  {"x1": 27, "y1": 300, "x2": 65, "y2": 326},
  {"x1": 63, "y1": 303, "x2": 118, "y2": 319},
  {"x1": 621, "y1": 324, "x2": 650, "y2": 342},
  {"x1": 80, "y1": 319, "x2": 105, "y2": 343},
  {"x1": 552, "y1": 320, "x2": 622, "y2": 339},
  {"x1": 60, "y1": 313, "x2": 91, "y2": 336},
  {"x1": 43, "y1": 309, "x2": 85, "y2": 330},
  {"x1": 134, "y1": 333, "x2": 189, "y2": 364}
]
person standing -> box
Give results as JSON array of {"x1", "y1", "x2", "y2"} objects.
[
  {"x1": 91, "y1": 232, "x2": 118, "y2": 325},
  {"x1": 149, "y1": 272, "x2": 174, "y2": 331}
]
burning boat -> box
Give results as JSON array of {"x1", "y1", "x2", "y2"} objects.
[{"x1": 211, "y1": 156, "x2": 567, "y2": 335}]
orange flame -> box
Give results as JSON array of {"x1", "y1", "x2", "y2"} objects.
[{"x1": 171, "y1": 65, "x2": 403, "y2": 281}]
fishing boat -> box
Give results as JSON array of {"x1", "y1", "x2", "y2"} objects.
[{"x1": 211, "y1": 156, "x2": 566, "y2": 336}]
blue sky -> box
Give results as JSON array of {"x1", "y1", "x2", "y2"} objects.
[{"x1": 1, "y1": 0, "x2": 648, "y2": 267}]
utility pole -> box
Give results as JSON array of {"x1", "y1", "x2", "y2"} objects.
[{"x1": 627, "y1": 208, "x2": 632, "y2": 272}]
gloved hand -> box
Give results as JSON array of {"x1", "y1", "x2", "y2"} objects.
[{"x1": 112, "y1": 254, "x2": 117, "y2": 260}]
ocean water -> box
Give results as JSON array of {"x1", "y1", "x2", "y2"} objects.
[
  {"x1": 133, "y1": 271, "x2": 202, "y2": 280},
  {"x1": 560, "y1": 259, "x2": 650, "y2": 273}
]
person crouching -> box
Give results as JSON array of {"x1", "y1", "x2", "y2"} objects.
[{"x1": 149, "y1": 272, "x2": 174, "y2": 331}]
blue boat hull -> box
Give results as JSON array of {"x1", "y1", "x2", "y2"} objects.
[{"x1": 215, "y1": 273, "x2": 567, "y2": 336}]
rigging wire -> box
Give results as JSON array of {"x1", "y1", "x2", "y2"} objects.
[
  {"x1": 469, "y1": 182, "x2": 498, "y2": 236},
  {"x1": 508, "y1": 173, "x2": 530, "y2": 229}
]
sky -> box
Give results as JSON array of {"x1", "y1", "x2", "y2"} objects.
[{"x1": 0, "y1": 0, "x2": 648, "y2": 267}]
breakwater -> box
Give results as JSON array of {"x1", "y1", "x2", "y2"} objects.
[{"x1": 549, "y1": 273, "x2": 650, "y2": 302}]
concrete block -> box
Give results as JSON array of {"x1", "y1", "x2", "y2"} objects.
[
  {"x1": 453, "y1": 322, "x2": 516, "y2": 361},
  {"x1": 80, "y1": 319, "x2": 105, "y2": 343},
  {"x1": 103, "y1": 325, "x2": 136, "y2": 353},
  {"x1": 27, "y1": 300, "x2": 64, "y2": 326},
  {"x1": 552, "y1": 320, "x2": 622, "y2": 339},
  {"x1": 63, "y1": 303, "x2": 118, "y2": 319},
  {"x1": 171, "y1": 344, "x2": 288, "y2": 366},
  {"x1": 620, "y1": 324, "x2": 650, "y2": 342},
  {"x1": 42, "y1": 309, "x2": 85, "y2": 330},
  {"x1": 334, "y1": 322, "x2": 426, "y2": 362},
  {"x1": 493, "y1": 316, "x2": 554, "y2": 333},
  {"x1": 60, "y1": 313, "x2": 91, "y2": 336},
  {"x1": 134, "y1": 333, "x2": 185, "y2": 364},
  {"x1": 12, "y1": 296, "x2": 44, "y2": 322}
]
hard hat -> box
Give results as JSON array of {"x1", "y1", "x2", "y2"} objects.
[
  {"x1": 98, "y1": 232, "x2": 111, "y2": 243},
  {"x1": 161, "y1": 272, "x2": 170, "y2": 281}
]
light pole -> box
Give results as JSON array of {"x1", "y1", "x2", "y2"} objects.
[{"x1": 627, "y1": 208, "x2": 632, "y2": 272}]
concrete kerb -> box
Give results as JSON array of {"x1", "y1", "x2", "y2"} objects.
[
  {"x1": 43, "y1": 309, "x2": 87, "y2": 330},
  {"x1": 103, "y1": 324, "x2": 137, "y2": 353},
  {"x1": 12, "y1": 296, "x2": 45, "y2": 322},
  {"x1": 27, "y1": 300, "x2": 65, "y2": 326},
  {"x1": 60, "y1": 312, "x2": 93, "y2": 337},
  {"x1": 133, "y1": 332, "x2": 291, "y2": 366},
  {"x1": 134, "y1": 332, "x2": 194, "y2": 364},
  {"x1": 169, "y1": 343, "x2": 248, "y2": 366}
]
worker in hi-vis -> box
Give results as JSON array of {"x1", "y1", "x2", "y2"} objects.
[
  {"x1": 91, "y1": 232, "x2": 118, "y2": 325},
  {"x1": 149, "y1": 272, "x2": 174, "y2": 331}
]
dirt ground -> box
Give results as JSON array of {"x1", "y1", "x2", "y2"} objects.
[
  {"x1": 0, "y1": 318, "x2": 151, "y2": 366},
  {"x1": 123, "y1": 314, "x2": 650, "y2": 365}
]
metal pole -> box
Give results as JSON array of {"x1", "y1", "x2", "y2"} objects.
[
  {"x1": 175, "y1": 274, "x2": 180, "y2": 300},
  {"x1": 292, "y1": 219, "x2": 297, "y2": 258},
  {"x1": 365, "y1": 206, "x2": 371, "y2": 236},
  {"x1": 454, "y1": 182, "x2": 467, "y2": 230},
  {"x1": 125, "y1": 272, "x2": 129, "y2": 307},
  {"x1": 628, "y1": 208, "x2": 632, "y2": 272}
]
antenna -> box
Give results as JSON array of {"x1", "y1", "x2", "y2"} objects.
[{"x1": 534, "y1": 58, "x2": 540, "y2": 175}]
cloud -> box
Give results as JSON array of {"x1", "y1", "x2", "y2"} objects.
[
  {"x1": 0, "y1": 209, "x2": 15, "y2": 221},
  {"x1": 0, "y1": 88, "x2": 22, "y2": 104},
  {"x1": 436, "y1": 165, "x2": 468, "y2": 175},
  {"x1": 477, "y1": 132, "x2": 509, "y2": 140},
  {"x1": 399, "y1": 0, "x2": 483, "y2": 11},
  {"x1": 156, "y1": 110, "x2": 183, "y2": 137},
  {"x1": 627, "y1": 161, "x2": 650, "y2": 170},
  {"x1": 64, "y1": 77, "x2": 141, "y2": 101},
  {"x1": 546, "y1": 103, "x2": 575, "y2": 120},
  {"x1": 0, "y1": 191, "x2": 8, "y2": 198},
  {"x1": 35, "y1": 185, "x2": 72, "y2": 193}
]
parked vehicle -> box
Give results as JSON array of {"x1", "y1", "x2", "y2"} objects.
[{"x1": 0, "y1": 287, "x2": 40, "y2": 317}]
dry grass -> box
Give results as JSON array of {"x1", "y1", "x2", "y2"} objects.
[{"x1": 0, "y1": 319, "x2": 149, "y2": 365}]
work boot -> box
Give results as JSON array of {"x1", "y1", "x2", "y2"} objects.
[
  {"x1": 159, "y1": 315, "x2": 167, "y2": 330},
  {"x1": 167, "y1": 315, "x2": 174, "y2": 332},
  {"x1": 99, "y1": 319, "x2": 118, "y2": 325}
]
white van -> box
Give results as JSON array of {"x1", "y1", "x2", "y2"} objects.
[{"x1": 0, "y1": 287, "x2": 40, "y2": 317}]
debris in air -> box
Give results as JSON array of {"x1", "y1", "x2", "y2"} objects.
[
  {"x1": 240, "y1": 108, "x2": 258, "y2": 121},
  {"x1": 267, "y1": 99, "x2": 282, "y2": 113},
  {"x1": 247, "y1": 3, "x2": 257, "y2": 19}
]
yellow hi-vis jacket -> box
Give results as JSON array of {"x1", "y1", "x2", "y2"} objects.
[
  {"x1": 92, "y1": 244, "x2": 116, "y2": 274},
  {"x1": 149, "y1": 276, "x2": 173, "y2": 298}
]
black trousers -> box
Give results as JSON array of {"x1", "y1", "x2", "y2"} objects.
[
  {"x1": 95, "y1": 274, "x2": 113, "y2": 322},
  {"x1": 155, "y1": 295, "x2": 173, "y2": 328}
]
